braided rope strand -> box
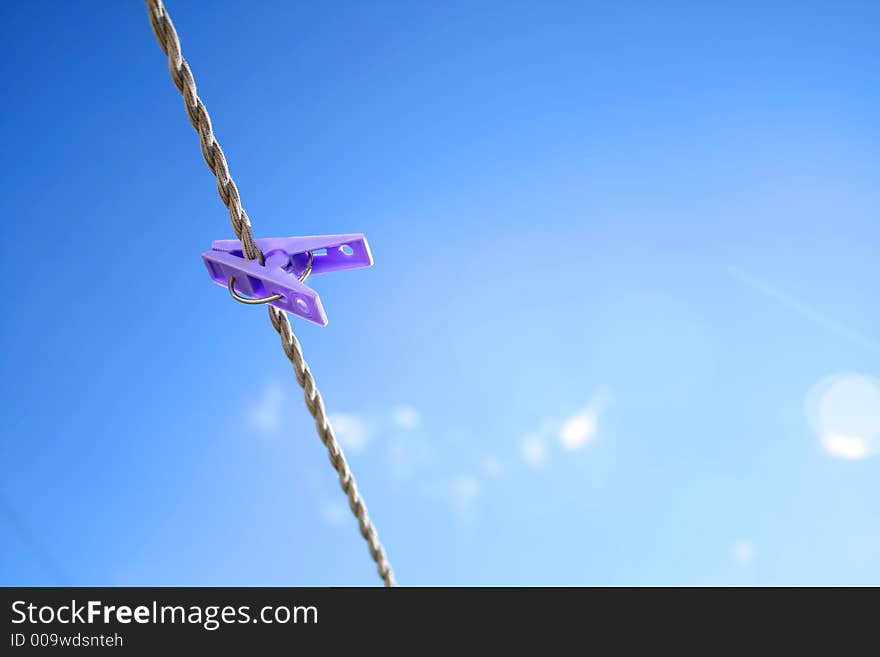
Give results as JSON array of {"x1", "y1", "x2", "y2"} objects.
[
  {"x1": 144, "y1": 0, "x2": 396, "y2": 587},
  {"x1": 268, "y1": 307, "x2": 395, "y2": 586}
]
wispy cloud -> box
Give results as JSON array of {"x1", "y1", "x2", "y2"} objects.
[
  {"x1": 248, "y1": 382, "x2": 284, "y2": 434},
  {"x1": 449, "y1": 474, "x2": 481, "y2": 516},
  {"x1": 821, "y1": 434, "x2": 873, "y2": 460},
  {"x1": 520, "y1": 434, "x2": 547, "y2": 467},
  {"x1": 518, "y1": 418, "x2": 557, "y2": 468},
  {"x1": 386, "y1": 434, "x2": 434, "y2": 482},
  {"x1": 559, "y1": 389, "x2": 614, "y2": 450},
  {"x1": 481, "y1": 456, "x2": 505, "y2": 480},
  {"x1": 518, "y1": 388, "x2": 614, "y2": 466},
  {"x1": 390, "y1": 405, "x2": 421, "y2": 431},
  {"x1": 806, "y1": 373, "x2": 880, "y2": 460},
  {"x1": 729, "y1": 266, "x2": 880, "y2": 355},
  {"x1": 328, "y1": 413, "x2": 372, "y2": 452},
  {"x1": 318, "y1": 500, "x2": 348, "y2": 527},
  {"x1": 731, "y1": 539, "x2": 757, "y2": 564}
]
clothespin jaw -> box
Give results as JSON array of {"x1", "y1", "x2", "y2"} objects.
[{"x1": 202, "y1": 234, "x2": 373, "y2": 326}]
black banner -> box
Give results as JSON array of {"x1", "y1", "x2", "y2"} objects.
[{"x1": 0, "y1": 587, "x2": 871, "y2": 652}]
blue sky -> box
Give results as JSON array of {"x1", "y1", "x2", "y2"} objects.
[{"x1": 1, "y1": 0, "x2": 878, "y2": 586}]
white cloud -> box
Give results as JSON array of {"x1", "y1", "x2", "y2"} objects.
[
  {"x1": 731, "y1": 540, "x2": 756, "y2": 564},
  {"x1": 386, "y1": 435, "x2": 433, "y2": 482},
  {"x1": 420, "y1": 474, "x2": 482, "y2": 519},
  {"x1": 560, "y1": 411, "x2": 598, "y2": 450},
  {"x1": 559, "y1": 389, "x2": 613, "y2": 450},
  {"x1": 391, "y1": 405, "x2": 421, "y2": 431},
  {"x1": 481, "y1": 456, "x2": 505, "y2": 479},
  {"x1": 520, "y1": 434, "x2": 546, "y2": 466},
  {"x1": 449, "y1": 474, "x2": 480, "y2": 514},
  {"x1": 329, "y1": 413, "x2": 372, "y2": 452},
  {"x1": 248, "y1": 382, "x2": 284, "y2": 434},
  {"x1": 821, "y1": 434, "x2": 872, "y2": 460},
  {"x1": 319, "y1": 500, "x2": 347, "y2": 527},
  {"x1": 806, "y1": 373, "x2": 880, "y2": 460}
]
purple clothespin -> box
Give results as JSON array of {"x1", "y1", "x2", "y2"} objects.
[{"x1": 202, "y1": 234, "x2": 373, "y2": 326}]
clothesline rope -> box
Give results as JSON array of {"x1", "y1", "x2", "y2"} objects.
[{"x1": 143, "y1": 0, "x2": 396, "y2": 587}]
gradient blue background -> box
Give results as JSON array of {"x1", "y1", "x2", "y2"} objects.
[{"x1": 1, "y1": 0, "x2": 878, "y2": 586}]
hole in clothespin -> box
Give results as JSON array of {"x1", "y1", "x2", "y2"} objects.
[
  {"x1": 313, "y1": 248, "x2": 328, "y2": 256},
  {"x1": 246, "y1": 275, "x2": 267, "y2": 296},
  {"x1": 340, "y1": 244, "x2": 354, "y2": 256}
]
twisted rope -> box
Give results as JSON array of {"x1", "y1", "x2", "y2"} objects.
[{"x1": 144, "y1": 0, "x2": 396, "y2": 587}]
